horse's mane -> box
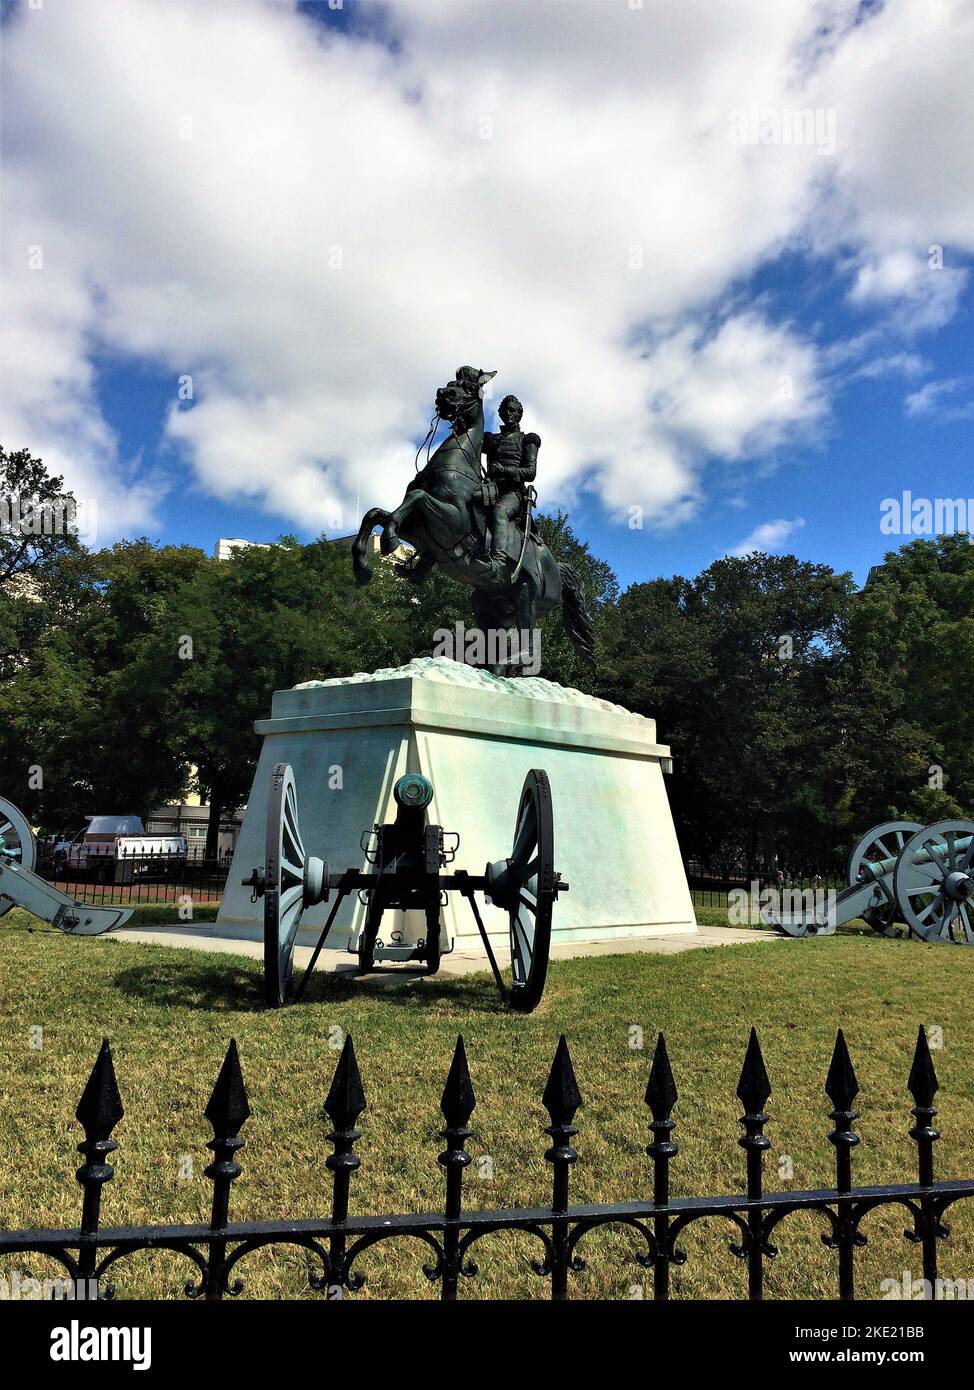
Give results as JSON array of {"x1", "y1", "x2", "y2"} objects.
[{"x1": 424, "y1": 407, "x2": 484, "y2": 482}]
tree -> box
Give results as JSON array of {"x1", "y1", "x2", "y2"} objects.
[
  {"x1": 125, "y1": 536, "x2": 414, "y2": 854},
  {"x1": 1, "y1": 446, "x2": 82, "y2": 683},
  {"x1": 844, "y1": 535, "x2": 974, "y2": 823},
  {"x1": 0, "y1": 540, "x2": 211, "y2": 831},
  {"x1": 3, "y1": 466, "x2": 967, "y2": 874},
  {"x1": 599, "y1": 553, "x2": 855, "y2": 872},
  {"x1": 0, "y1": 445, "x2": 81, "y2": 584}
]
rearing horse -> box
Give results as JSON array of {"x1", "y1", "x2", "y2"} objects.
[{"x1": 351, "y1": 367, "x2": 595, "y2": 674}]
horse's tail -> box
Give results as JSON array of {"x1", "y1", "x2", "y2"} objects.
[{"x1": 558, "y1": 563, "x2": 596, "y2": 663}]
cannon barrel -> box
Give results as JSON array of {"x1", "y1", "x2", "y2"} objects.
[{"x1": 857, "y1": 834, "x2": 972, "y2": 884}]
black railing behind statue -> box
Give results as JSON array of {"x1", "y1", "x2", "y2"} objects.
[
  {"x1": 685, "y1": 865, "x2": 846, "y2": 913},
  {"x1": 1, "y1": 1027, "x2": 971, "y2": 1301},
  {"x1": 36, "y1": 847, "x2": 233, "y2": 907}
]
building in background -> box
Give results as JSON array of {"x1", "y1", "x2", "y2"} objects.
[
  {"x1": 147, "y1": 780, "x2": 244, "y2": 860},
  {"x1": 216, "y1": 534, "x2": 408, "y2": 562},
  {"x1": 214, "y1": 537, "x2": 272, "y2": 561},
  {"x1": 330, "y1": 532, "x2": 410, "y2": 561}
]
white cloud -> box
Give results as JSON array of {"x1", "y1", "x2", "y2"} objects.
[
  {"x1": 0, "y1": 0, "x2": 971, "y2": 541},
  {"x1": 805, "y1": 0, "x2": 974, "y2": 329},
  {"x1": 848, "y1": 352, "x2": 928, "y2": 382},
  {"x1": 904, "y1": 377, "x2": 974, "y2": 422},
  {"x1": 729, "y1": 517, "x2": 806, "y2": 557},
  {"x1": 847, "y1": 251, "x2": 968, "y2": 332}
]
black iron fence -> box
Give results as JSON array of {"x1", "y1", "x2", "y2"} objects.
[
  {"x1": 2, "y1": 1026, "x2": 970, "y2": 1301},
  {"x1": 36, "y1": 847, "x2": 232, "y2": 907},
  {"x1": 687, "y1": 867, "x2": 846, "y2": 913}
]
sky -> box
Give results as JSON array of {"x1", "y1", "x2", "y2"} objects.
[{"x1": 1, "y1": 0, "x2": 971, "y2": 590}]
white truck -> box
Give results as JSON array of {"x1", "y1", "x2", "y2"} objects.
[{"x1": 52, "y1": 817, "x2": 188, "y2": 884}]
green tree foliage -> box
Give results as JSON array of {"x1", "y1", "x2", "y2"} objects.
[
  {"x1": 599, "y1": 554, "x2": 856, "y2": 871},
  {"x1": 0, "y1": 540, "x2": 212, "y2": 829},
  {"x1": 844, "y1": 535, "x2": 974, "y2": 823},
  {"x1": 1, "y1": 446, "x2": 81, "y2": 685},
  {"x1": 125, "y1": 537, "x2": 412, "y2": 851},
  {"x1": 0, "y1": 445, "x2": 81, "y2": 584},
  {"x1": 2, "y1": 442, "x2": 969, "y2": 868},
  {"x1": 534, "y1": 511, "x2": 618, "y2": 689}
]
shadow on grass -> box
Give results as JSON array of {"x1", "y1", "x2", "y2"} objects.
[
  {"x1": 112, "y1": 956, "x2": 508, "y2": 1016},
  {"x1": 293, "y1": 965, "x2": 510, "y2": 1016},
  {"x1": 112, "y1": 959, "x2": 268, "y2": 1012}
]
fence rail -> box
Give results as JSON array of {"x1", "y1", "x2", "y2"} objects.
[
  {"x1": 34, "y1": 854, "x2": 847, "y2": 915},
  {"x1": 687, "y1": 871, "x2": 846, "y2": 912},
  {"x1": 36, "y1": 849, "x2": 232, "y2": 907},
  {"x1": 1, "y1": 1026, "x2": 970, "y2": 1301}
]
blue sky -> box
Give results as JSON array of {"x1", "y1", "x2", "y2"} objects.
[
  {"x1": 3, "y1": 0, "x2": 972, "y2": 591},
  {"x1": 92, "y1": 248, "x2": 973, "y2": 589}
]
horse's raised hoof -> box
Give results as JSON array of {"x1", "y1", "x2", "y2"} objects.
[
  {"x1": 380, "y1": 527, "x2": 400, "y2": 556},
  {"x1": 352, "y1": 555, "x2": 373, "y2": 585}
]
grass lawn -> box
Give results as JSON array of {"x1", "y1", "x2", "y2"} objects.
[{"x1": 1, "y1": 909, "x2": 973, "y2": 1300}]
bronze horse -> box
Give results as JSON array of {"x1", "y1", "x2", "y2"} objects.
[{"x1": 351, "y1": 368, "x2": 595, "y2": 674}]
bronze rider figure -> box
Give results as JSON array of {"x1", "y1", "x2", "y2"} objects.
[{"x1": 481, "y1": 393, "x2": 539, "y2": 574}]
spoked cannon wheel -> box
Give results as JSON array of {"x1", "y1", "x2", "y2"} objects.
[
  {"x1": 847, "y1": 821, "x2": 920, "y2": 936},
  {"x1": 486, "y1": 769, "x2": 559, "y2": 1012},
  {"x1": 0, "y1": 797, "x2": 36, "y2": 920},
  {"x1": 894, "y1": 820, "x2": 974, "y2": 945},
  {"x1": 264, "y1": 764, "x2": 314, "y2": 1005}
]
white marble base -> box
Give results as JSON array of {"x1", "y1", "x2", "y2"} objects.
[{"x1": 215, "y1": 658, "x2": 697, "y2": 955}]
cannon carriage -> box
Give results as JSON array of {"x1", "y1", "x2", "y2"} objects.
[
  {"x1": 763, "y1": 818, "x2": 974, "y2": 944},
  {"x1": 6, "y1": 782, "x2": 971, "y2": 1003},
  {"x1": 0, "y1": 795, "x2": 133, "y2": 934},
  {"x1": 244, "y1": 763, "x2": 568, "y2": 1011},
  {"x1": 1, "y1": 770, "x2": 568, "y2": 1012}
]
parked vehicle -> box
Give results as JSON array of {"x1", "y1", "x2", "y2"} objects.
[{"x1": 51, "y1": 817, "x2": 188, "y2": 884}]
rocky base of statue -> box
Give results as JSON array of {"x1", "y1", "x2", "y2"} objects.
[{"x1": 215, "y1": 657, "x2": 697, "y2": 954}]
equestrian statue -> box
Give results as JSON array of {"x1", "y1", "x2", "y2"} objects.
[{"x1": 350, "y1": 366, "x2": 595, "y2": 675}]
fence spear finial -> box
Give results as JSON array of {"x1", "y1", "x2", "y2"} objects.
[
  {"x1": 325, "y1": 1033, "x2": 367, "y2": 1136},
  {"x1": 825, "y1": 1028, "x2": 859, "y2": 1114},
  {"x1": 737, "y1": 1026, "x2": 771, "y2": 1117},
  {"x1": 440, "y1": 1034, "x2": 476, "y2": 1130},
  {"x1": 908, "y1": 1026, "x2": 940, "y2": 1188},
  {"x1": 825, "y1": 1029, "x2": 860, "y2": 1193},
  {"x1": 75, "y1": 1038, "x2": 124, "y2": 1277},
  {"x1": 439, "y1": 1036, "x2": 476, "y2": 1294},
  {"x1": 542, "y1": 1036, "x2": 582, "y2": 1298},
  {"x1": 203, "y1": 1040, "x2": 249, "y2": 1300},
  {"x1": 908, "y1": 1024, "x2": 939, "y2": 1112},
  {"x1": 645, "y1": 1032, "x2": 678, "y2": 1119},
  {"x1": 543, "y1": 1035, "x2": 582, "y2": 1130},
  {"x1": 205, "y1": 1039, "x2": 250, "y2": 1139},
  {"x1": 76, "y1": 1038, "x2": 124, "y2": 1144},
  {"x1": 645, "y1": 1033, "x2": 678, "y2": 1210}
]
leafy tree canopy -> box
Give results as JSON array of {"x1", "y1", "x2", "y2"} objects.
[{"x1": 1, "y1": 445, "x2": 969, "y2": 870}]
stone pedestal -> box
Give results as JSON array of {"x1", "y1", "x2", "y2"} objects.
[{"x1": 215, "y1": 658, "x2": 696, "y2": 954}]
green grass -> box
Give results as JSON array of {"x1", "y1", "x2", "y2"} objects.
[{"x1": 2, "y1": 909, "x2": 973, "y2": 1301}]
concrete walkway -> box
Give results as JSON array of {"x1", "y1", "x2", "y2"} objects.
[{"x1": 102, "y1": 922, "x2": 783, "y2": 985}]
